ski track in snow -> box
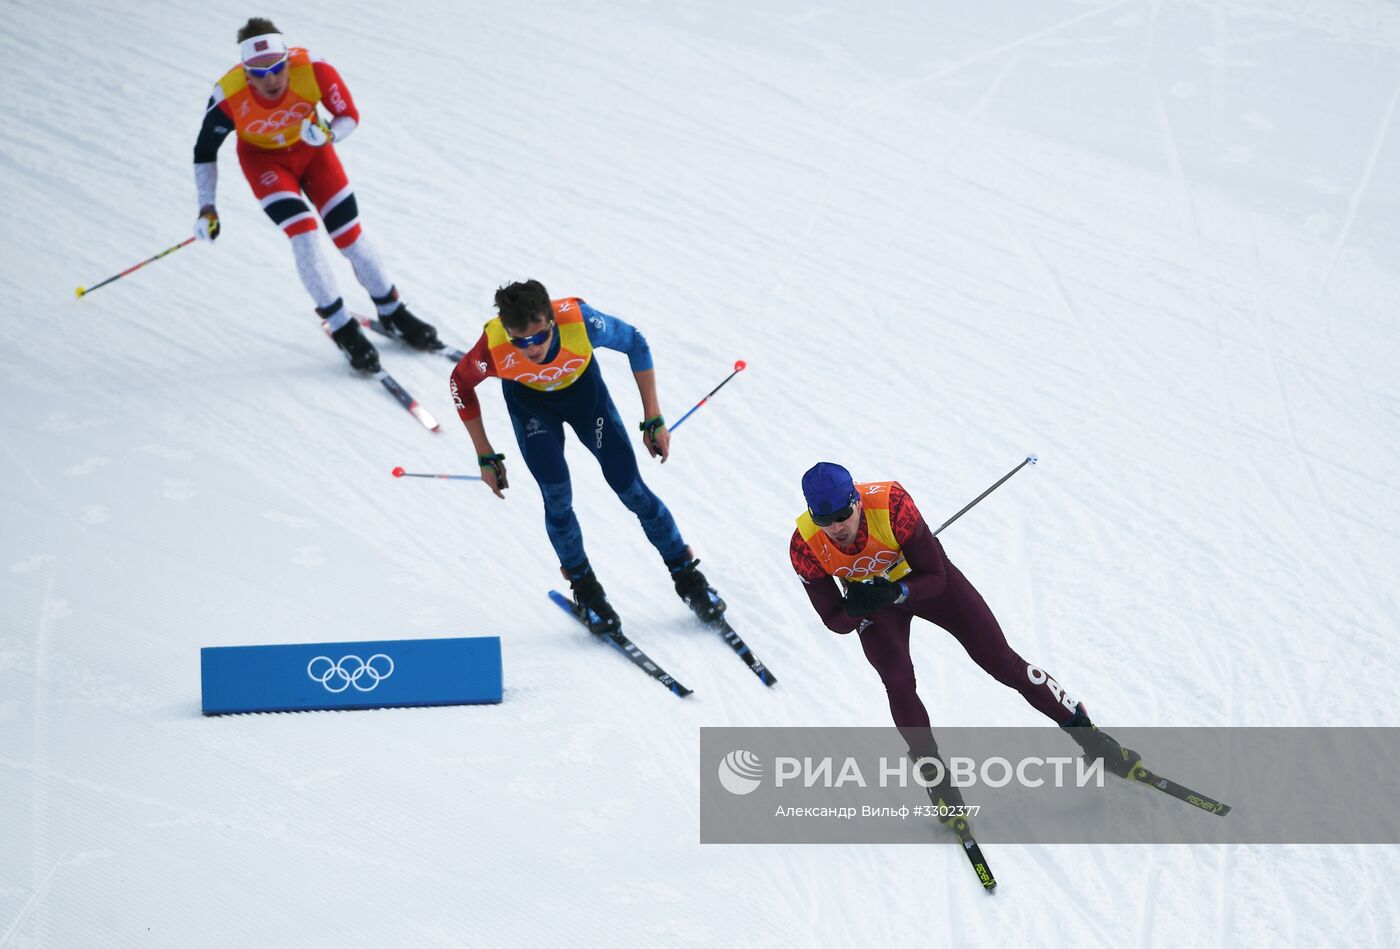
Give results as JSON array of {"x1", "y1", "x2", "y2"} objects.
[{"x1": 3, "y1": 0, "x2": 1400, "y2": 946}]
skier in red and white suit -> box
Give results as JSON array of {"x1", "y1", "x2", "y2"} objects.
[{"x1": 191, "y1": 17, "x2": 437, "y2": 370}]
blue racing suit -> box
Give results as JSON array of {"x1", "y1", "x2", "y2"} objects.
[{"x1": 450, "y1": 303, "x2": 688, "y2": 571}]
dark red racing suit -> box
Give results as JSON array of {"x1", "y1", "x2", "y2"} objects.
[{"x1": 790, "y1": 483, "x2": 1079, "y2": 753}]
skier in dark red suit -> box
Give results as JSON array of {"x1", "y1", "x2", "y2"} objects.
[
  {"x1": 790, "y1": 462, "x2": 1139, "y2": 814},
  {"x1": 191, "y1": 17, "x2": 437, "y2": 370}
]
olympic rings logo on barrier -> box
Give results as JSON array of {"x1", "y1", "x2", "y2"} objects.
[
  {"x1": 307, "y1": 653, "x2": 395, "y2": 693},
  {"x1": 245, "y1": 102, "x2": 314, "y2": 136},
  {"x1": 833, "y1": 551, "x2": 902, "y2": 580}
]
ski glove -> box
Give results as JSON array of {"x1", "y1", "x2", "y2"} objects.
[
  {"x1": 194, "y1": 205, "x2": 220, "y2": 241},
  {"x1": 478, "y1": 452, "x2": 508, "y2": 499},
  {"x1": 842, "y1": 576, "x2": 908, "y2": 616},
  {"x1": 300, "y1": 117, "x2": 332, "y2": 147},
  {"x1": 639, "y1": 415, "x2": 669, "y2": 462}
]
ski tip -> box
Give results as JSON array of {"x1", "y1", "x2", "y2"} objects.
[{"x1": 407, "y1": 405, "x2": 441, "y2": 431}]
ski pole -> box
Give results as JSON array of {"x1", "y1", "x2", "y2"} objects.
[
  {"x1": 391, "y1": 466, "x2": 483, "y2": 482},
  {"x1": 76, "y1": 237, "x2": 198, "y2": 298},
  {"x1": 933, "y1": 455, "x2": 1038, "y2": 537},
  {"x1": 670, "y1": 359, "x2": 747, "y2": 433}
]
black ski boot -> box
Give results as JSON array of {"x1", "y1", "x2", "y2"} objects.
[
  {"x1": 914, "y1": 749, "x2": 996, "y2": 890},
  {"x1": 912, "y1": 750, "x2": 971, "y2": 832},
  {"x1": 380, "y1": 303, "x2": 439, "y2": 350},
  {"x1": 1062, "y1": 703, "x2": 1143, "y2": 779},
  {"x1": 565, "y1": 561, "x2": 621, "y2": 635},
  {"x1": 667, "y1": 551, "x2": 726, "y2": 623},
  {"x1": 326, "y1": 306, "x2": 380, "y2": 371}
]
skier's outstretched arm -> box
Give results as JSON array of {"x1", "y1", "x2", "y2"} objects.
[
  {"x1": 578, "y1": 303, "x2": 668, "y2": 462},
  {"x1": 192, "y1": 93, "x2": 233, "y2": 240},
  {"x1": 450, "y1": 335, "x2": 507, "y2": 498},
  {"x1": 632, "y1": 367, "x2": 669, "y2": 462}
]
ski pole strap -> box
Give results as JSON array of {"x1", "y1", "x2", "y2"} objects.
[
  {"x1": 639, "y1": 415, "x2": 665, "y2": 435},
  {"x1": 477, "y1": 452, "x2": 505, "y2": 472}
]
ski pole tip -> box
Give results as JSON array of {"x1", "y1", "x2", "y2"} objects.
[
  {"x1": 734, "y1": 359, "x2": 747, "y2": 371},
  {"x1": 75, "y1": 286, "x2": 86, "y2": 298},
  {"x1": 1026, "y1": 454, "x2": 1038, "y2": 465},
  {"x1": 391, "y1": 466, "x2": 405, "y2": 478}
]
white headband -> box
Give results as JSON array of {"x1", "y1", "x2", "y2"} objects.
[{"x1": 239, "y1": 32, "x2": 288, "y2": 66}]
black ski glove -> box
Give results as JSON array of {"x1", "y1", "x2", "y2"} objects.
[
  {"x1": 842, "y1": 576, "x2": 908, "y2": 617},
  {"x1": 478, "y1": 452, "x2": 508, "y2": 497}
]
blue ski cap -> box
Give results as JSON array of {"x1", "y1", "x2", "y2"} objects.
[{"x1": 802, "y1": 462, "x2": 856, "y2": 517}]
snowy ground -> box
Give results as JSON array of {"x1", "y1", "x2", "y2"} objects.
[{"x1": 4, "y1": 0, "x2": 1399, "y2": 945}]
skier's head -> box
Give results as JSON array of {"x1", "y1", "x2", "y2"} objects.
[
  {"x1": 495, "y1": 279, "x2": 555, "y2": 363},
  {"x1": 803, "y1": 462, "x2": 861, "y2": 543},
  {"x1": 237, "y1": 18, "x2": 290, "y2": 98}
]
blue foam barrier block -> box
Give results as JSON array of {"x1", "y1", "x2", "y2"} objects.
[{"x1": 201, "y1": 636, "x2": 502, "y2": 715}]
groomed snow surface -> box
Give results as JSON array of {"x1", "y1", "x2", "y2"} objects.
[{"x1": 4, "y1": 1, "x2": 1399, "y2": 945}]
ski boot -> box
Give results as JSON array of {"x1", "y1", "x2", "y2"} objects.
[
  {"x1": 912, "y1": 750, "x2": 972, "y2": 832},
  {"x1": 380, "y1": 302, "x2": 439, "y2": 350},
  {"x1": 667, "y1": 550, "x2": 726, "y2": 623},
  {"x1": 1062, "y1": 703, "x2": 1143, "y2": 779},
  {"x1": 564, "y1": 561, "x2": 621, "y2": 636},
  {"x1": 913, "y1": 749, "x2": 996, "y2": 890},
  {"x1": 327, "y1": 308, "x2": 381, "y2": 371}
]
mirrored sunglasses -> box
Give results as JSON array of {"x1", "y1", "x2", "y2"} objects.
[
  {"x1": 245, "y1": 55, "x2": 289, "y2": 79},
  {"x1": 509, "y1": 321, "x2": 554, "y2": 349}
]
